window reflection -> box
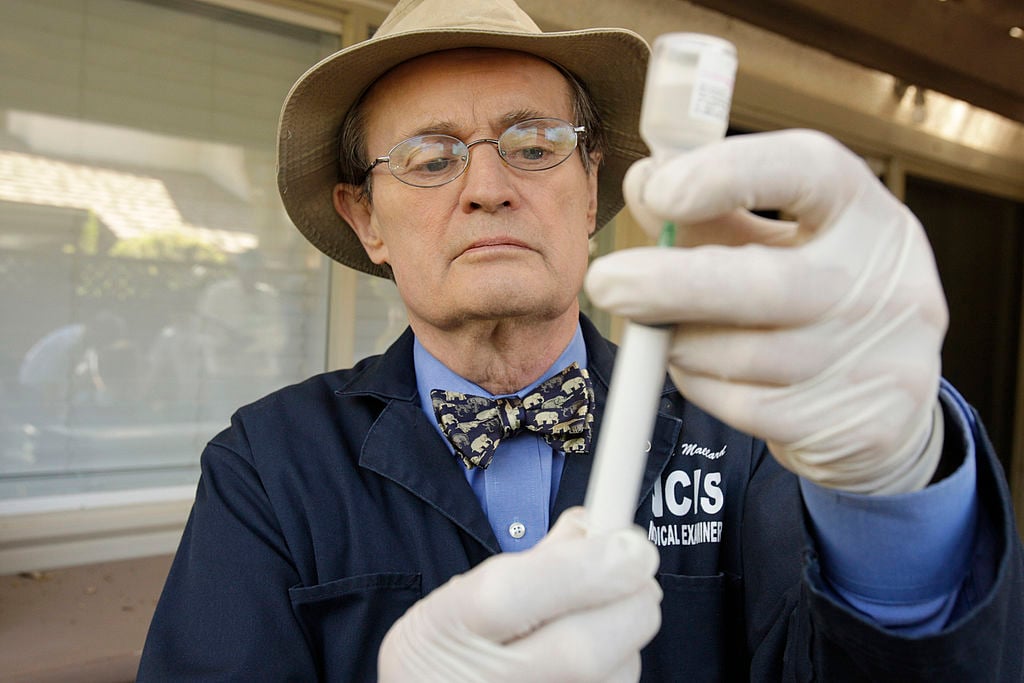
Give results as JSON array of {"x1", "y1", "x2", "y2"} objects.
[
  {"x1": 0, "y1": 0, "x2": 342, "y2": 507},
  {"x1": 0, "y1": 114, "x2": 328, "y2": 500}
]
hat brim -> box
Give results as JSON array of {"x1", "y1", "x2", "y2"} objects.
[{"x1": 277, "y1": 27, "x2": 651, "y2": 278}]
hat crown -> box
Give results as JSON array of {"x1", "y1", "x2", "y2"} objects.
[{"x1": 377, "y1": 0, "x2": 542, "y2": 38}]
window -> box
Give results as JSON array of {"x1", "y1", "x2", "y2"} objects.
[{"x1": 0, "y1": 0, "x2": 341, "y2": 516}]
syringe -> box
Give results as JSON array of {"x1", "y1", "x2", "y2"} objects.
[{"x1": 584, "y1": 33, "x2": 737, "y2": 534}]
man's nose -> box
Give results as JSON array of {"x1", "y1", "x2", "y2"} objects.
[{"x1": 459, "y1": 140, "x2": 518, "y2": 212}]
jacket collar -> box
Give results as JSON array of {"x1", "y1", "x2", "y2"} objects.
[
  {"x1": 336, "y1": 315, "x2": 681, "y2": 553},
  {"x1": 335, "y1": 327, "x2": 499, "y2": 551},
  {"x1": 330, "y1": 326, "x2": 421, "y2": 403}
]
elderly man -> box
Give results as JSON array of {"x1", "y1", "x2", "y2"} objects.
[{"x1": 139, "y1": 0, "x2": 1023, "y2": 680}]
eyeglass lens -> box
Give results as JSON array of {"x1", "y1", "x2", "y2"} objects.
[{"x1": 381, "y1": 118, "x2": 581, "y2": 188}]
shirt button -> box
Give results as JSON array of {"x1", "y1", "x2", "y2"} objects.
[{"x1": 508, "y1": 522, "x2": 526, "y2": 539}]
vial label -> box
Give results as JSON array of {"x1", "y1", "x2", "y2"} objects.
[{"x1": 690, "y1": 49, "x2": 735, "y2": 125}]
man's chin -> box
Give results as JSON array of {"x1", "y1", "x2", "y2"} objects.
[{"x1": 462, "y1": 292, "x2": 578, "y2": 326}]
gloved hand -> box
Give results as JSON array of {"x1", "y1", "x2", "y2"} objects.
[
  {"x1": 378, "y1": 507, "x2": 662, "y2": 682},
  {"x1": 586, "y1": 130, "x2": 947, "y2": 495}
]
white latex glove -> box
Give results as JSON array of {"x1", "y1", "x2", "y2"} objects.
[
  {"x1": 586, "y1": 130, "x2": 947, "y2": 495},
  {"x1": 378, "y1": 507, "x2": 662, "y2": 682}
]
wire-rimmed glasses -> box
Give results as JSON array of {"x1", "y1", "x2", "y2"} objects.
[{"x1": 364, "y1": 117, "x2": 586, "y2": 188}]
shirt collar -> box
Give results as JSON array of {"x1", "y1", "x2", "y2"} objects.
[{"x1": 413, "y1": 324, "x2": 588, "y2": 417}]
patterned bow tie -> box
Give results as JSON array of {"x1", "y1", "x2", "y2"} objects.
[{"x1": 430, "y1": 363, "x2": 596, "y2": 470}]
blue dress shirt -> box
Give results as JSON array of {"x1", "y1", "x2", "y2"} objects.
[{"x1": 414, "y1": 326, "x2": 586, "y2": 551}]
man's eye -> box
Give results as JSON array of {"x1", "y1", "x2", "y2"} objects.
[
  {"x1": 404, "y1": 156, "x2": 455, "y2": 175},
  {"x1": 421, "y1": 158, "x2": 453, "y2": 173},
  {"x1": 518, "y1": 147, "x2": 547, "y2": 161},
  {"x1": 506, "y1": 146, "x2": 553, "y2": 164}
]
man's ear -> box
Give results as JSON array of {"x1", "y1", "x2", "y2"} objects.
[{"x1": 332, "y1": 183, "x2": 389, "y2": 265}]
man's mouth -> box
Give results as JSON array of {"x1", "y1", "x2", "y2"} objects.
[{"x1": 461, "y1": 237, "x2": 533, "y2": 256}]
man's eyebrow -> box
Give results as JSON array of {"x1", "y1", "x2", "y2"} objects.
[
  {"x1": 498, "y1": 109, "x2": 548, "y2": 126},
  {"x1": 399, "y1": 119, "x2": 461, "y2": 138},
  {"x1": 398, "y1": 110, "x2": 552, "y2": 140}
]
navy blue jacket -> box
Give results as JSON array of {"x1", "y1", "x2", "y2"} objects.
[{"x1": 139, "y1": 317, "x2": 1024, "y2": 681}]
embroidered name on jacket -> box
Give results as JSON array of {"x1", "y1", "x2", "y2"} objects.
[
  {"x1": 680, "y1": 442, "x2": 728, "y2": 460},
  {"x1": 648, "y1": 452, "x2": 725, "y2": 548}
]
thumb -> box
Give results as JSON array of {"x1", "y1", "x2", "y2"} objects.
[
  {"x1": 622, "y1": 159, "x2": 664, "y2": 240},
  {"x1": 454, "y1": 508, "x2": 659, "y2": 643}
]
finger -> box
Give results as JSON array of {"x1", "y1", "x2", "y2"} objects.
[
  {"x1": 667, "y1": 269, "x2": 945, "y2": 387},
  {"x1": 667, "y1": 322, "x2": 842, "y2": 386},
  {"x1": 588, "y1": 178, "x2": 934, "y2": 329},
  {"x1": 453, "y1": 517, "x2": 660, "y2": 643},
  {"x1": 678, "y1": 210, "x2": 801, "y2": 248},
  {"x1": 668, "y1": 364, "x2": 921, "y2": 454},
  {"x1": 585, "y1": 245, "x2": 848, "y2": 326},
  {"x1": 622, "y1": 159, "x2": 667, "y2": 240},
  {"x1": 630, "y1": 130, "x2": 867, "y2": 228},
  {"x1": 626, "y1": 159, "x2": 801, "y2": 248},
  {"x1": 541, "y1": 504, "x2": 589, "y2": 540},
  {"x1": 509, "y1": 580, "x2": 662, "y2": 682}
]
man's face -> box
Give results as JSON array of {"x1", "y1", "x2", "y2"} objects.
[{"x1": 335, "y1": 49, "x2": 600, "y2": 336}]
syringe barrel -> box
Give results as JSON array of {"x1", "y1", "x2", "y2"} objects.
[{"x1": 584, "y1": 321, "x2": 672, "y2": 533}]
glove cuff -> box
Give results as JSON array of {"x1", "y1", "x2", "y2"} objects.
[{"x1": 868, "y1": 400, "x2": 944, "y2": 495}]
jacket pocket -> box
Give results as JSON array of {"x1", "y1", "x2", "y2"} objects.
[
  {"x1": 289, "y1": 572, "x2": 422, "y2": 682},
  {"x1": 641, "y1": 572, "x2": 745, "y2": 683}
]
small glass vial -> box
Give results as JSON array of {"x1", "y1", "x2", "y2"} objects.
[{"x1": 640, "y1": 33, "x2": 737, "y2": 157}]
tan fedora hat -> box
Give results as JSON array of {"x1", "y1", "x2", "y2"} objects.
[{"x1": 276, "y1": 0, "x2": 650, "y2": 278}]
